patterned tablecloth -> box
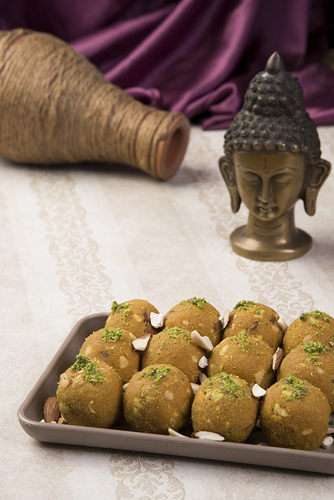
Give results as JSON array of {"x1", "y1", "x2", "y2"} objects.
[{"x1": 2, "y1": 125, "x2": 334, "y2": 499}]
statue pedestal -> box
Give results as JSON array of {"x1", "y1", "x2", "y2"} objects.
[{"x1": 230, "y1": 226, "x2": 312, "y2": 261}]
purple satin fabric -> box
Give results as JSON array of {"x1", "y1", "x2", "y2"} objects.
[{"x1": 1, "y1": 0, "x2": 333, "y2": 129}]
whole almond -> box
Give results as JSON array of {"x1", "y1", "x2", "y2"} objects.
[{"x1": 43, "y1": 396, "x2": 60, "y2": 423}]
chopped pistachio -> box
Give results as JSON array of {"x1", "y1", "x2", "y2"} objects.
[
  {"x1": 299, "y1": 310, "x2": 330, "y2": 322},
  {"x1": 139, "y1": 365, "x2": 173, "y2": 383},
  {"x1": 181, "y1": 297, "x2": 206, "y2": 308},
  {"x1": 110, "y1": 300, "x2": 130, "y2": 316},
  {"x1": 102, "y1": 327, "x2": 123, "y2": 342},
  {"x1": 302, "y1": 341, "x2": 329, "y2": 366},
  {"x1": 281, "y1": 375, "x2": 308, "y2": 400},
  {"x1": 167, "y1": 327, "x2": 191, "y2": 342},
  {"x1": 230, "y1": 332, "x2": 251, "y2": 352},
  {"x1": 71, "y1": 354, "x2": 104, "y2": 383},
  {"x1": 206, "y1": 372, "x2": 246, "y2": 399},
  {"x1": 234, "y1": 300, "x2": 255, "y2": 310}
]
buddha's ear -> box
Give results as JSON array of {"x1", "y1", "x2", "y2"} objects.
[
  {"x1": 219, "y1": 156, "x2": 241, "y2": 213},
  {"x1": 303, "y1": 158, "x2": 331, "y2": 216}
]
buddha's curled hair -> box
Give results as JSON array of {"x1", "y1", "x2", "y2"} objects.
[{"x1": 224, "y1": 52, "x2": 321, "y2": 167}]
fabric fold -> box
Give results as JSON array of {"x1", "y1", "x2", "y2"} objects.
[{"x1": 0, "y1": 0, "x2": 333, "y2": 129}]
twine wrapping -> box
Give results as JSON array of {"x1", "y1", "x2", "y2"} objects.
[{"x1": 0, "y1": 29, "x2": 190, "y2": 180}]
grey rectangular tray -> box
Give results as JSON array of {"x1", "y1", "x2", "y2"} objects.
[{"x1": 17, "y1": 313, "x2": 334, "y2": 475}]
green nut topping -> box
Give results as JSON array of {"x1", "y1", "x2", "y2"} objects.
[
  {"x1": 139, "y1": 365, "x2": 173, "y2": 382},
  {"x1": 102, "y1": 327, "x2": 124, "y2": 342},
  {"x1": 181, "y1": 297, "x2": 206, "y2": 308},
  {"x1": 234, "y1": 300, "x2": 255, "y2": 311},
  {"x1": 166, "y1": 327, "x2": 190, "y2": 341},
  {"x1": 282, "y1": 375, "x2": 308, "y2": 400},
  {"x1": 207, "y1": 372, "x2": 246, "y2": 399},
  {"x1": 230, "y1": 333, "x2": 251, "y2": 352},
  {"x1": 110, "y1": 300, "x2": 130, "y2": 316},
  {"x1": 71, "y1": 354, "x2": 104, "y2": 383},
  {"x1": 302, "y1": 341, "x2": 329, "y2": 365},
  {"x1": 299, "y1": 310, "x2": 330, "y2": 322}
]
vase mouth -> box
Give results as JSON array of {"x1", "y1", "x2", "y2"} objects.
[{"x1": 155, "y1": 114, "x2": 190, "y2": 181}]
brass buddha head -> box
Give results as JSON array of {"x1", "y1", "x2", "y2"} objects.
[{"x1": 219, "y1": 52, "x2": 331, "y2": 261}]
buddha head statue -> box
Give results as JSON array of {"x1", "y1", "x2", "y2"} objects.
[{"x1": 219, "y1": 52, "x2": 331, "y2": 261}]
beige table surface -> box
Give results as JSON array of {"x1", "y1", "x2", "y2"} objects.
[{"x1": 2, "y1": 125, "x2": 334, "y2": 499}]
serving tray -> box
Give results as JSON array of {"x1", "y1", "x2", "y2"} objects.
[{"x1": 17, "y1": 313, "x2": 334, "y2": 475}]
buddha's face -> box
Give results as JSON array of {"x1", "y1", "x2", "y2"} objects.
[{"x1": 233, "y1": 152, "x2": 308, "y2": 221}]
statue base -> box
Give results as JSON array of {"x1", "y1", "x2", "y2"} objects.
[{"x1": 230, "y1": 226, "x2": 312, "y2": 261}]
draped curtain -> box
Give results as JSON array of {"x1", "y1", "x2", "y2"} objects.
[{"x1": 1, "y1": 0, "x2": 333, "y2": 129}]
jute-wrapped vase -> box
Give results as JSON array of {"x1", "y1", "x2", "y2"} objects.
[{"x1": 0, "y1": 29, "x2": 190, "y2": 180}]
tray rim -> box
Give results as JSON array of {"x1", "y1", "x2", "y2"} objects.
[{"x1": 17, "y1": 312, "x2": 334, "y2": 475}]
